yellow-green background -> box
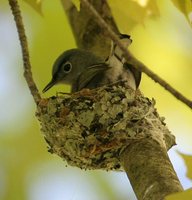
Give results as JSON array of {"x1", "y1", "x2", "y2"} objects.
[{"x1": 0, "y1": 0, "x2": 192, "y2": 199}]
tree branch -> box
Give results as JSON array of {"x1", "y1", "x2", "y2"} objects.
[
  {"x1": 8, "y1": 0, "x2": 41, "y2": 105},
  {"x1": 61, "y1": 0, "x2": 119, "y2": 59},
  {"x1": 80, "y1": 0, "x2": 192, "y2": 110},
  {"x1": 120, "y1": 137, "x2": 183, "y2": 200}
]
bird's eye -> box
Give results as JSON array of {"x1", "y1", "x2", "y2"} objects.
[{"x1": 62, "y1": 62, "x2": 72, "y2": 73}]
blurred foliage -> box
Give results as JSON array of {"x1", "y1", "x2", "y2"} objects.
[
  {"x1": 178, "y1": 152, "x2": 192, "y2": 180},
  {"x1": 0, "y1": 0, "x2": 192, "y2": 200},
  {"x1": 109, "y1": 0, "x2": 160, "y2": 31},
  {"x1": 23, "y1": 0, "x2": 192, "y2": 27},
  {"x1": 72, "y1": 0, "x2": 80, "y2": 11},
  {"x1": 23, "y1": 0, "x2": 43, "y2": 15},
  {"x1": 171, "y1": 0, "x2": 192, "y2": 26},
  {"x1": 166, "y1": 188, "x2": 192, "y2": 200}
]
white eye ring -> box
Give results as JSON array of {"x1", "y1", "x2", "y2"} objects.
[{"x1": 62, "y1": 61, "x2": 72, "y2": 73}]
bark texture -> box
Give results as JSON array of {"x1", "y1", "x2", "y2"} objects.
[
  {"x1": 61, "y1": 0, "x2": 119, "y2": 59},
  {"x1": 121, "y1": 139, "x2": 183, "y2": 200}
]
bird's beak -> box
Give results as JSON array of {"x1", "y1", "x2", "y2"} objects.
[{"x1": 42, "y1": 78, "x2": 57, "y2": 93}]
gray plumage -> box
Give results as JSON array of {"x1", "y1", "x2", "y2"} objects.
[{"x1": 43, "y1": 35, "x2": 141, "y2": 93}]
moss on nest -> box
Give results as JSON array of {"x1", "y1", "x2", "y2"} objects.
[{"x1": 36, "y1": 83, "x2": 175, "y2": 170}]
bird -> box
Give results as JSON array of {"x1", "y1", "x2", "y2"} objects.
[{"x1": 42, "y1": 34, "x2": 141, "y2": 93}]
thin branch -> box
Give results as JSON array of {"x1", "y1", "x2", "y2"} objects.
[
  {"x1": 8, "y1": 0, "x2": 41, "y2": 105},
  {"x1": 81, "y1": 0, "x2": 192, "y2": 110}
]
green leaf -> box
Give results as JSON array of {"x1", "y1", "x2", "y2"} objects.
[
  {"x1": 178, "y1": 152, "x2": 192, "y2": 180},
  {"x1": 23, "y1": 0, "x2": 43, "y2": 15},
  {"x1": 171, "y1": 0, "x2": 192, "y2": 26},
  {"x1": 109, "y1": 0, "x2": 160, "y2": 31},
  {"x1": 165, "y1": 189, "x2": 192, "y2": 200},
  {"x1": 72, "y1": 0, "x2": 80, "y2": 11}
]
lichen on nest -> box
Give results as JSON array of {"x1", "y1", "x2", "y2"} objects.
[{"x1": 36, "y1": 83, "x2": 175, "y2": 171}]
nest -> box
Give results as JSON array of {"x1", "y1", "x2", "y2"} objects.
[{"x1": 36, "y1": 83, "x2": 175, "y2": 171}]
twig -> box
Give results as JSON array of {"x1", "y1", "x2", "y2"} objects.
[
  {"x1": 8, "y1": 0, "x2": 41, "y2": 105},
  {"x1": 81, "y1": 0, "x2": 192, "y2": 110}
]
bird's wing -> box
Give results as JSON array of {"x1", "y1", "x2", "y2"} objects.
[
  {"x1": 108, "y1": 33, "x2": 142, "y2": 88},
  {"x1": 75, "y1": 63, "x2": 109, "y2": 91},
  {"x1": 124, "y1": 62, "x2": 142, "y2": 88}
]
